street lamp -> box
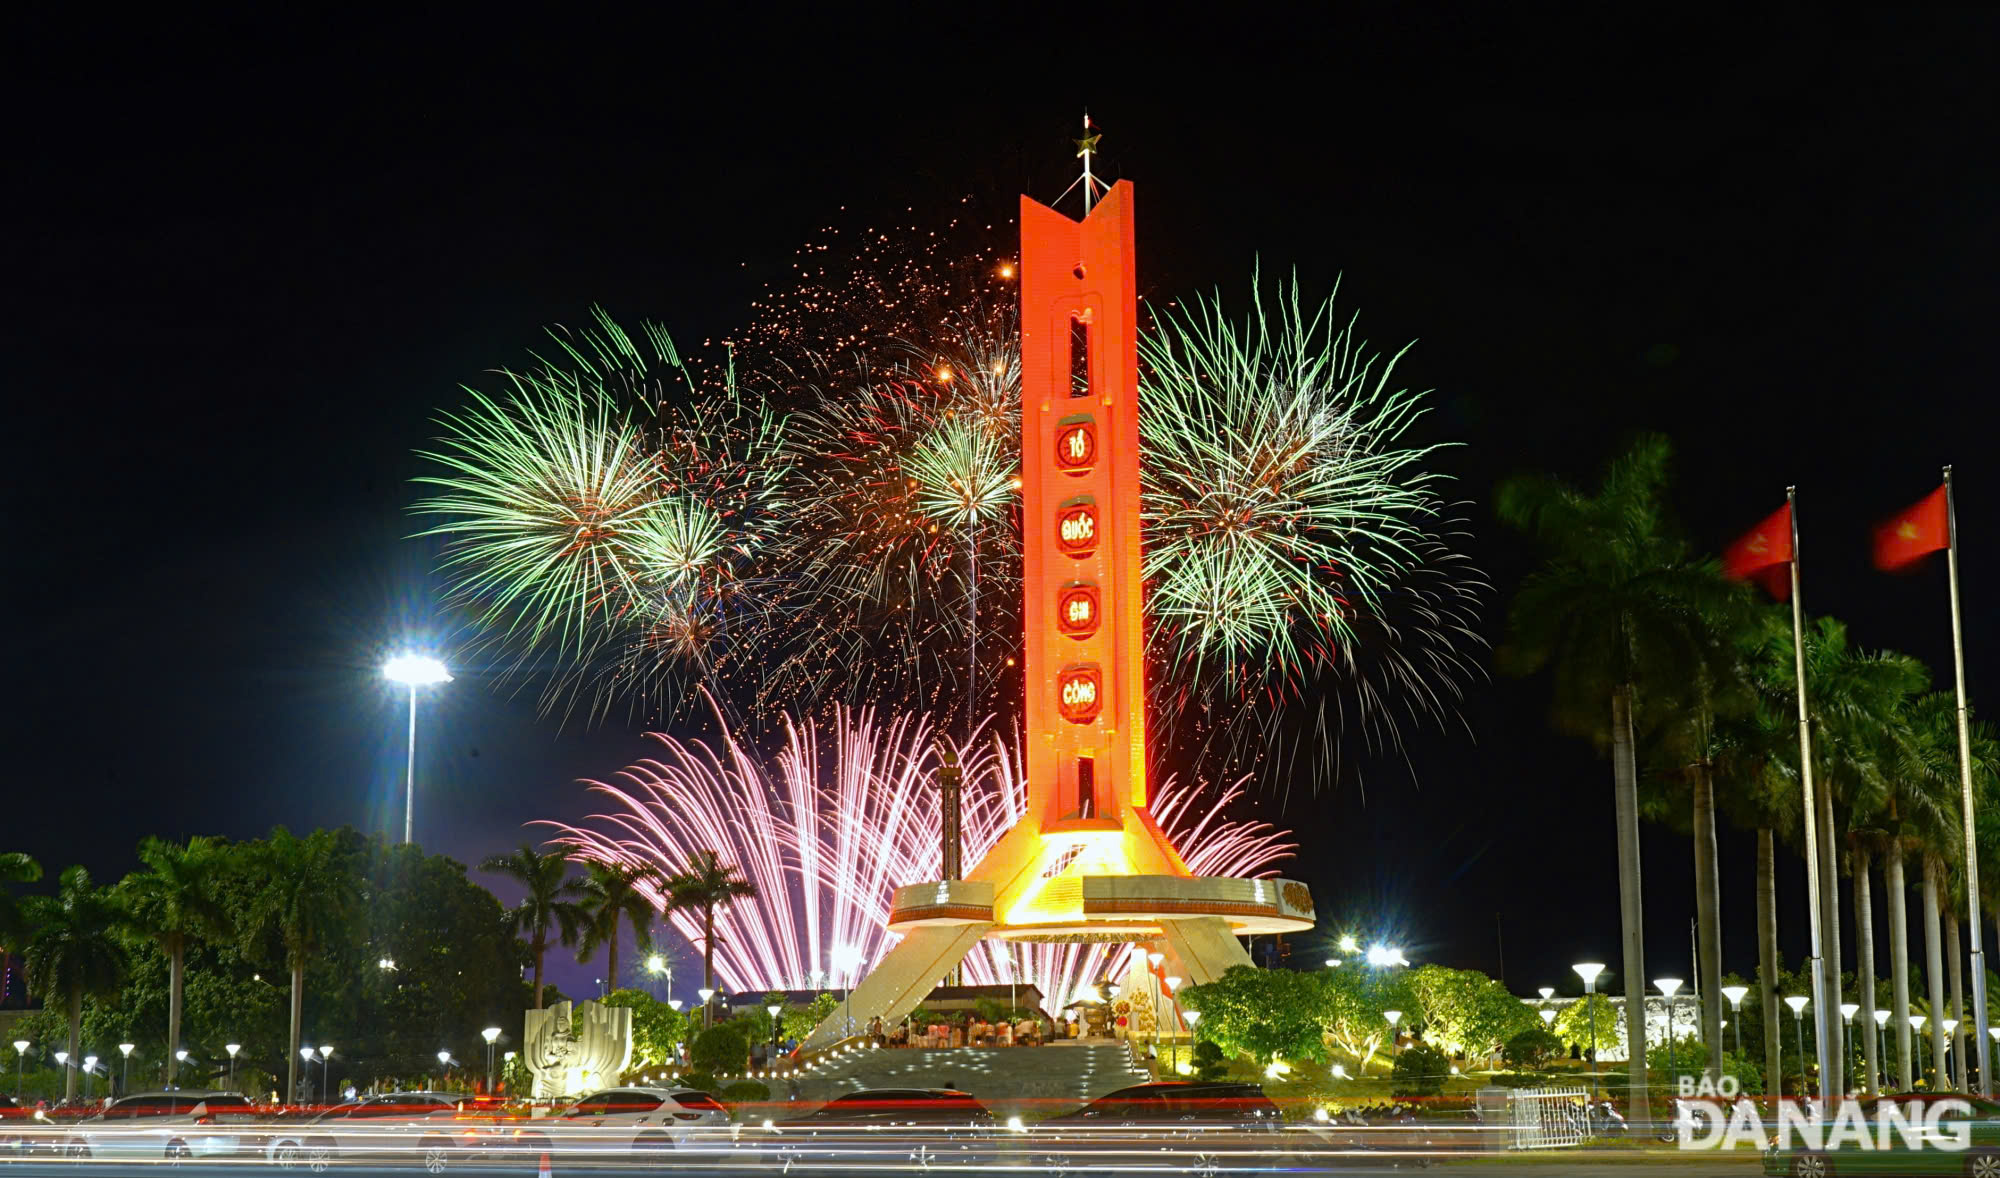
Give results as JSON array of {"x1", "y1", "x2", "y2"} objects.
[
  {"x1": 668, "y1": 999, "x2": 683, "y2": 1013},
  {"x1": 1573, "y1": 963, "x2": 1606, "y2": 1105},
  {"x1": 1163, "y1": 977, "x2": 1184, "y2": 1069},
  {"x1": 1945, "y1": 1018, "x2": 1962, "y2": 1088},
  {"x1": 437, "y1": 1049, "x2": 451, "y2": 1083},
  {"x1": 1655, "y1": 978, "x2": 1684, "y2": 1075},
  {"x1": 831, "y1": 945, "x2": 864, "y2": 1039},
  {"x1": 482, "y1": 1028, "x2": 502, "y2": 1093},
  {"x1": 10, "y1": 1041, "x2": 28, "y2": 1100},
  {"x1": 1182, "y1": 1010, "x2": 1202, "y2": 1073},
  {"x1": 383, "y1": 652, "x2": 451, "y2": 846},
  {"x1": 768, "y1": 1004, "x2": 784, "y2": 1061},
  {"x1": 646, "y1": 954, "x2": 672, "y2": 1006},
  {"x1": 317, "y1": 1046, "x2": 333, "y2": 1103},
  {"x1": 1840, "y1": 1004, "x2": 1860, "y2": 1093},
  {"x1": 1873, "y1": 1009, "x2": 1892, "y2": 1089},
  {"x1": 698, "y1": 988, "x2": 716, "y2": 1032},
  {"x1": 225, "y1": 1044, "x2": 240, "y2": 1092},
  {"x1": 1538, "y1": 987, "x2": 1555, "y2": 1002},
  {"x1": 1785, "y1": 996, "x2": 1810, "y2": 1091},
  {"x1": 1911, "y1": 1011, "x2": 1929, "y2": 1086},
  {"x1": 1383, "y1": 1009, "x2": 1403, "y2": 1055},
  {"x1": 1721, "y1": 986, "x2": 1750, "y2": 1059},
  {"x1": 1338, "y1": 934, "x2": 1360, "y2": 954},
  {"x1": 299, "y1": 1047, "x2": 315, "y2": 1102},
  {"x1": 82, "y1": 1056, "x2": 97, "y2": 1101},
  {"x1": 117, "y1": 1044, "x2": 134, "y2": 1095},
  {"x1": 1539, "y1": 1009, "x2": 1557, "y2": 1028}
]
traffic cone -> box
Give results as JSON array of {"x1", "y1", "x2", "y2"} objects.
[{"x1": 538, "y1": 1151, "x2": 552, "y2": 1177}]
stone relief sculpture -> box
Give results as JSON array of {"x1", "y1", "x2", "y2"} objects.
[{"x1": 522, "y1": 999, "x2": 632, "y2": 1099}]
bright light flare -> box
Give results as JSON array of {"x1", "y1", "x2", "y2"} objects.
[{"x1": 384, "y1": 654, "x2": 452, "y2": 686}]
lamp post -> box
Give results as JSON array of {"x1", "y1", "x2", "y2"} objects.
[
  {"x1": 1944, "y1": 1019, "x2": 1962, "y2": 1089},
  {"x1": 1839, "y1": 1005, "x2": 1860, "y2": 1094},
  {"x1": 1383, "y1": 1010, "x2": 1403, "y2": 1056},
  {"x1": 82, "y1": 1056, "x2": 97, "y2": 1102},
  {"x1": 1573, "y1": 963, "x2": 1606, "y2": 1106},
  {"x1": 832, "y1": 945, "x2": 864, "y2": 1039},
  {"x1": 1911, "y1": 1014, "x2": 1930, "y2": 1087},
  {"x1": 299, "y1": 1048, "x2": 315, "y2": 1104},
  {"x1": 1721, "y1": 986, "x2": 1750, "y2": 1059},
  {"x1": 646, "y1": 954, "x2": 672, "y2": 1007},
  {"x1": 318, "y1": 1046, "x2": 333, "y2": 1103},
  {"x1": 382, "y1": 652, "x2": 451, "y2": 846},
  {"x1": 1785, "y1": 997, "x2": 1810, "y2": 1093},
  {"x1": 1182, "y1": 1010, "x2": 1201, "y2": 1073},
  {"x1": 437, "y1": 1050, "x2": 451, "y2": 1086},
  {"x1": 482, "y1": 1028, "x2": 501, "y2": 1093},
  {"x1": 1164, "y1": 977, "x2": 1183, "y2": 1069},
  {"x1": 698, "y1": 989, "x2": 716, "y2": 1033},
  {"x1": 53, "y1": 1051, "x2": 69, "y2": 1100},
  {"x1": 11, "y1": 1041, "x2": 27, "y2": 1100},
  {"x1": 1655, "y1": 978, "x2": 1684, "y2": 1079},
  {"x1": 225, "y1": 1044, "x2": 240, "y2": 1093},
  {"x1": 1873, "y1": 1010, "x2": 1891, "y2": 1090},
  {"x1": 768, "y1": 1004, "x2": 783, "y2": 1063},
  {"x1": 117, "y1": 1044, "x2": 134, "y2": 1096}
]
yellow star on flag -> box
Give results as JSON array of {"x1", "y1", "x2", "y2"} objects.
[
  {"x1": 1747, "y1": 533, "x2": 1769, "y2": 554},
  {"x1": 1898, "y1": 521, "x2": 1919, "y2": 540}
]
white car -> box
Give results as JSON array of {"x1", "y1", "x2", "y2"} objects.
[
  {"x1": 264, "y1": 1090, "x2": 502, "y2": 1172},
  {"x1": 61, "y1": 1090, "x2": 260, "y2": 1162},
  {"x1": 508, "y1": 1086, "x2": 734, "y2": 1162}
]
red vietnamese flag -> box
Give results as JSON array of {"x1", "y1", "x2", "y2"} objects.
[
  {"x1": 1723, "y1": 503, "x2": 1795, "y2": 600},
  {"x1": 1873, "y1": 485, "x2": 1950, "y2": 570}
]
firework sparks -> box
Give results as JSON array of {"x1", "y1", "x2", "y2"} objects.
[
  {"x1": 542, "y1": 701, "x2": 1293, "y2": 1011},
  {"x1": 413, "y1": 307, "x2": 790, "y2": 720}
]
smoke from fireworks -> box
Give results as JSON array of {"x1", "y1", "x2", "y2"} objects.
[
  {"x1": 413, "y1": 308, "x2": 790, "y2": 721},
  {"x1": 542, "y1": 701, "x2": 1294, "y2": 1011}
]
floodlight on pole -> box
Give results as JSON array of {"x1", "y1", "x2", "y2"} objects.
[{"x1": 383, "y1": 652, "x2": 451, "y2": 846}]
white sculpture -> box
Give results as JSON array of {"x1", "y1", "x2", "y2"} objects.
[{"x1": 523, "y1": 1000, "x2": 632, "y2": 1099}]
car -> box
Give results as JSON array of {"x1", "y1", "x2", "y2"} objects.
[
  {"x1": 263, "y1": 1090, "x2": 507, "y2": 1173},
  {"x1": 506, "y1": 1086, "x2": 735, "y2": 1162},
  {"x1": 0, "y1": 1095, "x2": 28, "y2": 1158},
  {"x1": 761, "y1": 1088, "x2": 1002, "y2": 1173},
  {"x1": 1030, "y1": 1081, "x2": 1299, "y2": 1177},
  {"x1": 1762, "y1": 1093, "x2": 2000, "y2": 1176},
  {"x1": 60, "y1": 1090, "x2": 261, "y2": 1162}
]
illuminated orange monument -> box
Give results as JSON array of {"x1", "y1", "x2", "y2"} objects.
[{"x1": 801, "y1": 180, "x2": 1315, "y2": 1050}]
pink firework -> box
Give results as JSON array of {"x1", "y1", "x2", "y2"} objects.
[{"x1": 542, "y1": 700, "x2": 1294, "y2": 1011}]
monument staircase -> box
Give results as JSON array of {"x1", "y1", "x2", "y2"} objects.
[{"x1": 786, "y1": 1040, "x2": 1151, "y2": 1118}]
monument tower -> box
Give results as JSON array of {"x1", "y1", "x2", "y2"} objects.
[{"x1": 801, "y1": 166, "x2": 1314, "y2": 1051}]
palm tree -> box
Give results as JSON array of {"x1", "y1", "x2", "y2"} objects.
[
  {"x1": 575, "y1": 860, "x2": 663, "y2": 994},
  {"x1": 0, "y1": 852, "x2": 41, "y2": 962},
  {"x1": 481, "y1": 844, "x2": 583, "y2": 1010},
  {"x1": 119, "y1": 836, "x2": 230, "y2": 1086},
  {"x1": 240, "y1": 828, "x2": 361, "y2": 1103},
  {"x1": 661, "y1": 850, "x2": 758, "y2": 992},
  {"x1": 1498, "y1": 435, "x2": 1739, "y2": 1113},
  {"x1": 1713, "y1": 697, "x2": 1799, "y2": 1102},
  {"x1": 22, "y1": 867, "x2": 128, "y2": 1100}
]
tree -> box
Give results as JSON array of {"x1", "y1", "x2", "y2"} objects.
[
  {"x1": 601, "y1": 989, "x2": 688, "y2": 1072},
  {"x1": 1552, "y1": 993, "x2": 1621, "y2": 1060},
  {"x1": 0, "y1": 852, "x2": 41, "y2": 957},
  {"x1": 1499, "y1": 435, "x2": 1737, "y2": 1115},
  {"x1": 1177, "y1": 966, "x2": 1336, "y2": 1066},
  {"x1": 1404, "y1": 964, "x2": 1538, "y2": 1059},
  {"x1": 22, "y1": 867, "x2": 129, "y2": 1100},
  {"x1": 239, "y1": 827, "x2": 362, "y2": 1103},
  {"x1": 690, "y1": 1023, "x2": 749, "y2": 1076},
  {"x1": 1502, "y1": 1027, "x2": 1563, "y2": 1071},
  {"x1": 480, "y1": 844, "x2": 584, "y2": 1010},
  {"x1": 119, "y1": 836, "x2": 230, "y2": 1087},
  {"x1": 574, "y1": 861, "x2": 662, "y2": 994},
  {"x1": 660, "y1": 851, "x2": 757, "y2": 991},
  {"x1": 1391, "y1": 1042, "x2": 1449, "y2": 1097}
]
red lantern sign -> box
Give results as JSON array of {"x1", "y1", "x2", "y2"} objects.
[
  {"x1": 1056, "y1": 583, "x2": 1101, "y2": 640},
  {"x1": 1054, "y1": 417, "x2": 1096, "y2": 475},
  {"x1": 1057, "y1": 664, "x2": 1103, "y2": 724},
  {"x1": 1056, "y1": 500, "x2": 1098, "y2": 558}
]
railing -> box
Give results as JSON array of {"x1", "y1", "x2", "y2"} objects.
[{"x1": 1508, "y1": 1085, "x2": 1588, "y2": 1150}]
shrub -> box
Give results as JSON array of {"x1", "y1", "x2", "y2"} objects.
[
  {"x1": 1390, "y1": 1043, "x2": 1450, "y2": 1098},
  {"x1": 720, "y1": 1080, "x2": 771, "y2": 1104},
  {"x1": 1502, "y1": 1027, "x2": 1564, "y2": 1071},
  {"x1": 1191, "y1": 1040, "x2": 1230, "y2": 1083},
  {"x1": 691, "y1": 1024, "x2": 750, "y2": 1076},
  {"x1": 675, "y1": 1070, "x2": 719, "y2": 1093}
]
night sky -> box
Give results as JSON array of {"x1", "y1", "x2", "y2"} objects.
[{"x1": 8, "y1": 13, "x2": 1997, "y2": 1004}]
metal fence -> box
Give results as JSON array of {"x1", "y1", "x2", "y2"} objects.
[{"x1": 1508, "y1": 1085, "x2": 1588, "y2": 1150}]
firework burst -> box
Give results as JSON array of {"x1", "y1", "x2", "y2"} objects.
[
  {"x1": 414, "y1": 307, "x2": 790, "y2": 720},
  {"x1": 1138, "y1": 273, "x2": 1488, "y2": 786},
  {"x1": 543, "y1": 701, "x2": 1294, "y2": 1011}
]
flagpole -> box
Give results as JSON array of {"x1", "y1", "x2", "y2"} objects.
[
  {"x1": 1788, "y1": 486, "x2": 1837, "y2": 1108},
  {"x1": 1945, "y1": 465, "x2": 1992, "y2": 1096}
]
